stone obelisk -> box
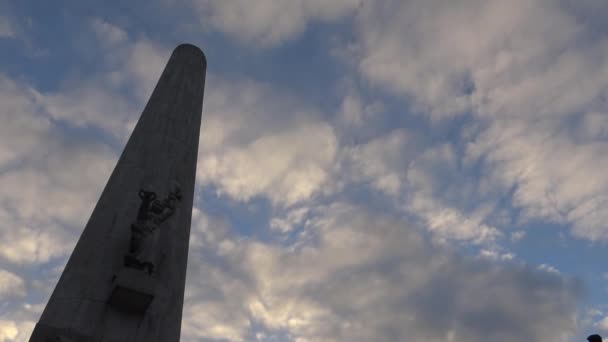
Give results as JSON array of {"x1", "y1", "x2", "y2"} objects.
[{"x1": 30, "y1": 44, "x2": 206, "y2": 342}]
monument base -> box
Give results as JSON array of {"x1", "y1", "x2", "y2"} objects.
[{"x1": 108, "y1": 268, "x2": 156, "y2": 314}]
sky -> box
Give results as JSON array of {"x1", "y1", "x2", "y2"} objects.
[{"x1": 1, "y1": 0, "x2": 608, "y2": 341}]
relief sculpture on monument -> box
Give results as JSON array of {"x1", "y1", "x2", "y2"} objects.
[{"x1": 125, "y1": 182, "x2": 182, "y2": 275}]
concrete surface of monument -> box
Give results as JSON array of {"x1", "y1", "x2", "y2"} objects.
[{"x1": 29, "y1": 43, "x2": 206, "y2": 342}]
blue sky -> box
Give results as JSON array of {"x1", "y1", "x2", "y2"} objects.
[{"x1": 1, "y1": 0, "x2": 608, "y2": 341}]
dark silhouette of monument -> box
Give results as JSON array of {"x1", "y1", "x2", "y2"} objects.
[
  {"x1": 589, "y1": 334, "x2": 603, "y2": 342},
  {"x1": 29, "y1": 44, "x2": 206, "y2": 341}
]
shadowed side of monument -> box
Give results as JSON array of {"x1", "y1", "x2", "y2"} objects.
[{"x1": 29, "y1": 44, "x2": 206, "y2": 342}]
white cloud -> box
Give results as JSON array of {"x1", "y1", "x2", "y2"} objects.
[
  {"x1": 91, "y1": 18, "x2": 127, "y2": 46},
  {"x1": 270, "y1": 206, "x2": 310, "y2": 233},
  {"x1": 200, "y1": 119, "x2": 337, "y2": 206},
  {"x1": 339, "y1": 94, "x2": 365, "y2": 126},
  {"x1": 0, "y1": 73, "x2": 116, "y2": 265},
  {"x1": 478, "y1": 248, "x2": 515, "y2": 262},
  {"x1": 332, "y1": 128, "x2": 503, "y2": 244},
  {"x1": 0, "y1": 270, "x2": 25, "y2": 299},
  {"x1": 354, "y1": 0, "x2": 608, "y2": 120},
  {"x1": 192, "y1": 0, "x2": 361, "y2": 47},
  {"x1": 0, "y1": 138, "x2": 115, "y2": 226},
  {"x1": 40, "y1": 81, "x2": 137, "y2": 140},
  {"x1": 538, "y1": 263, "x2": 561, "y2": 274},
  {"x1": 598, "y1": 317, "x2": 608, "y2": 331},
  {"x1": 0, "y1": 16, "x2": 14, "y2": 38},
  {"x1": 343, "y1": 129, "x2": 408, "y2": 196},
  {"x1": 417, "y1": 204, "x2": 501, "y2": 245},
  {"x1": 0, "y1": 320, "x2": 34, "y2": 342},
  {"x1": 0, "y1": 175, "x2": 110, "y2": 262},
  {"x1": 406, "y1": 144, "x2": 502, "y2": 244},
  {"x1": 469, "y1": 119, "x2": 608, "y2": 239},
  {"x1": 0, "y1": 76, "x2": 50, "y2": 168},
  {"x1": 39, "y1": 19, "x2": 171, "y2": 140},
  {"x1": 198, "y1": 78, "x2": 338, "y2": 207},
  {"x1": 183, "y1": 203, "x2": 580, "y2": 341},
  {"x1": 511, "y1": 231, "x2": 526, "y2": 242},
  {"x1": 337, "y1": 92, "x2": 384, "y2": 127},
  {"x1": 0, "y1": 211, "x2": 75, "y2": 265},
  {"x1": 0, "y1": 321, "x2": 18, "y2": 342},
  {"x1": 342, "y1": 0, "x2": 608, "y2": 240}
]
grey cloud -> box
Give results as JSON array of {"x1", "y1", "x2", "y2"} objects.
[
  {"x1": 0, "y1": 271, "x2": 32, "y2": 340},
  {"x1": 0, "y1": 15, "x2": 15, "y2": 38},
  {"x1": 0, "y1": 135, "x2": 115, "y2": 228},
  {"x1": 0, "y1": 269, "x2": 25, "y2": 299},
  {"x1": 183, "y1": 203, "x2": 580, "y2": 341},
  {"x1": 355, "y1": 0, "x2": 608, "y2": 120},
  {"x1": 469, "y1": 118, "x2": 608, "y2": 240},
  {"x1": 0, "y1": 300, "x2": 43, "y2": 341},
  {"x1": 40, "y1": 82, "x2": 137, "y2": 140},
  {"x1": 405, "y1": 144, "x2": 503, "y2": 244},
  {"x1": 343, "y1": 0, "x2": 608, "y2": 240},
  {"x1": 0, "y1": 74, "x2": 117, "y2": 265},
  {"x1": 39, "y1": 20, "x2": 170, "y2": 139},
  {"x1": 342, "y1": 129, "x2": 409, "y2": 196},
  {"x1": 191, "y1": 0, "x2": 361, "y2": 47},
  {"x1": 0, "y1": 138, "x2": 115, "y2": 264},
  {"x1": 0, "y1": 320, "x2": 34, "y2": 342},
  {"x1": 0, "y1": 76, "x2": 50, "y2": 168},
  {"x1": 198, "y1": 77, "x2": 338, "y2": 207}
]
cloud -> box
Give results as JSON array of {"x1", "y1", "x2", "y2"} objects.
[
  {"x1": 0, "y1": 137, "x2": 116, "y2": 265},
  {"x1": 511, "y1": 231, "x2": 526, "y2": 242},
  {"x1": 0, "y1": 270, "x2": 25, "y2": 299},
  {"x1": 0, "y1": 320, "x2": 19, "y2": 342},
  {"x1": 0, "y1": 76, "x2": 50, "y2": 168},
  {"x1": 183, "y1": 203, "x2": 580, "y2": 341},
  {"x1": 354, "y1": 0, "x2": 608, "y2": 120},
  {"x1": 40, "y1": 82, "x2": 137, "y2": 140},
  {"x1": 270, "y1": 207, "x2": 310, "y2": 233},
  {"x1": 38, "y1": 19, "x2": 171, "y2": 140},
  {"x1": 478, "y1": 249, "x2": 515, "y2": 261},
  {"x1": 342, "y1": 0, "x2": 608, "y2": 240},
  {"x1": 200, "y1": 119, "x2": 337, "y2": 206},
  {"x1": 191, "y1": 0, "x2": 361, "y2": 47},
  {"x1": 198, "y1": 77, "x2": 338, "y2": 207},
  {"x1": 91, "y1": 18, "x2": 128, "y2": 46},
  {"x1": 0, "y1": 72, "x2": 118, "y2": 265},
  {"x1": 538, "y1": 263, "x2": 561, "y2": 274},
  {"x1": 469, "y1": 118, "x2": 608, "y2": 239},
  {"x1": 0, "y1": 302, "x2": 39, "y2": 342},
  {"x1": 343, "y1": 129, "x2": 408, "y2": 196},
  {"x1": 0, "y1": 319, "x2": 35, "y2": 342},
  {"x1": 0, "y1": 19, "x2": 165, "y2": 146},
  {"x1": 0, "y1": 16, "x2": 14, "y2": 38},
  {"x1": 405, "y1": 144, "x2": 502, "y2": 244},
  {"x1": 0, "y1": 144, "x2": 114, "y2": 261}
]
